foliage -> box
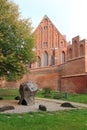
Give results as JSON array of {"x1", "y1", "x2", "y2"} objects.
[
  {"x1": 43, "y1": 87, "x2": 51, "y2": 94},
  {"x1": 44, "y1": 93, "x2": 51, "y2": 98},
  {"x1": 0, "y1": 109, "x2": 87, "y2": 130},
  {"x1": 53, "y1": 93, "x2": 64, "y2": 99},
  {"x1": 42, "y1": 87, "x2": 52, "y2": 98},
  {"x1": 0, "y1": 0, "x2": 36, "y2": 81}
]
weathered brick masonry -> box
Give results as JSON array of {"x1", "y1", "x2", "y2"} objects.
[
  {"x1": 1, "y1": 66, "x2": 59, "y2": 90},
  {"x1": 60, "y1": 57, "x2": 87, "y2": 93},
  {"x1": 1, "y1": 15, "x2": 87, "y2": 93}
]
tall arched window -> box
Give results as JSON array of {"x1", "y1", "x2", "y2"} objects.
[
  {"x1": 50, "y1": 55, "x2": 55, "y2": 65},
  {"x1": 61, "y1": 51, "x2": 65, "y2": 64},
  {"x1": 37, "y1": 56, "x2": 41, "y2": 67},
  {"x1": 43, "y1": 51, "x2": 48, "y2": 66},
  {"x1": 69, "y1": 48, "x2": 72, "y2": 59},
  {"x1": 74, "y1": 41, "x2": 78, "y2": 57},
  {"x1": 80, "y1": 44, "x2": 84, "y2": 56}
]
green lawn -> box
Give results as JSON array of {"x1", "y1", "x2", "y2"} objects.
[
  {"x1": 36, "y1": 90, "x2": 87, "y2": 104},
  {"x1": 0, "y1": 109, "x2": 87, "y2": 130},
  {"x1": 0, "y1": 88, "x2": 87, "y2": 104},
  {"x1": 0, "y1": 88, "x2": 19, "y2": 100}
]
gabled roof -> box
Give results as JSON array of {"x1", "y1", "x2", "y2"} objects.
[{"x1": 34, "y1": 15, "x2": 64, "y2": 36}]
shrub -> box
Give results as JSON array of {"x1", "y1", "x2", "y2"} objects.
[
  {"x1": 53, "y1": 93, "x2": 64, "y2": 99},
  {"x1": 43, "y1": 87, "x2": 51, "y2": 94},
  {"x1": 44, "y1": 93, "x2": 51, "y2": 98}
]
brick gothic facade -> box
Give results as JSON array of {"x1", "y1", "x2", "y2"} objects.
[{"x1": 1, "y1": 15, "x2": 87, "y2": 93}]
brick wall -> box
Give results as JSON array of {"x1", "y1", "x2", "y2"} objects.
[
  {"x1": 59, "y1": 56, "x2": 86, "y2": 93},
  {"x1": 1, "y1": 66, "x2": 59, "y2": 90},
  {"x1": 60, "y1": 57, "x2": 85, "y2": 76},
  {"x1": 61, "y1": 76, "x2": 87, "y2": 93},
  {"x1": 1, "y1": 61, "x2": 87, "y2": 93},
  {"x1": 24, "y1": 66, "x2": 59, "y2": 90}
]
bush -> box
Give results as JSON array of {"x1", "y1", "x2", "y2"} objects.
[
  {"x1": 43, "y1": 87, "x2": 51, "y2": 94},
  {"x1": 53, "y1": 93, "x2": 64, "y2": 99},
  {"x1": 42, "y1": 87, "x2": 52, "y2": 98},
  {"x1": 44, "y1": 93, "x2": 51, "y2": 98}
]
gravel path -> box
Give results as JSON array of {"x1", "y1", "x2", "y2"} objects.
[
  {"x1": 0, "y1": 100, "x2": 77, "y2": 113},
  {"x1": 0, "y1": 98, "x2": 87, "y2": 114},
  {"x1": 0, "y1": 99, "x2": 76, "y2": 114}
]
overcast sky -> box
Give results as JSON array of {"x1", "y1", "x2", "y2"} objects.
[{"x1": 12, "y1": 0, "x2": 87, "y2": 42}]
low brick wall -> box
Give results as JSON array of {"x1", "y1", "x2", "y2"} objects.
[
  {"x1": 0, "y1": 61, "x2": 87, "y2": 94},
  {"x1": 1, "y1": 66, "x2": 59, "y2": 90},
  {"x1": 61, "y1": 75, "x2": 87, "y2": 93}
]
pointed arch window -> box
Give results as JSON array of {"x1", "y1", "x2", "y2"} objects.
[
  {"x1": 80, "y1": 44, "x2": 84, "y2": 56},
  {"x1": 61, "y1": 51, "x2": 65, "y2": 64},
  {"x1": 74, "y1": 41, "x2": 78, "y2": 57},
  {"x1": 69, "y1": 48, "x2": 72, "y2": 59},
  {"x1": 43, "y1": 51, "x2": 48, "y2": 66},
  {"x1": 37, "y1": 56, "x2": 41, "y2": 67},
  {"x1": 50, "y1": 55, "x2": 55, "y2": 65}
]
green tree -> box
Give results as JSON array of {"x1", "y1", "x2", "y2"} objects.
[{"x1": 0, "y1": 0, "x2": 36, "y2": 81}]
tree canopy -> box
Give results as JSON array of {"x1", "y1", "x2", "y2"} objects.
[{"x1": 0, "y1": 0, "x2": 36, "y2": 81}]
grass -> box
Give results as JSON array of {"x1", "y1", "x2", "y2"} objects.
[
  {"x1": 36, "y1": 90, "x2": 87, "y2": 104},
  {"x1": 0, "y1": 88, "x2": 19, "y2": 100},
  {"x1": 0, "y1": 109, "x2": 87, "y2": 130},
  {"x1": 0, "y1": 88, "x2": 87, "y2": 104},
  {"x1": 0, "y1": 88, "x2": 87, "y2": 130}
]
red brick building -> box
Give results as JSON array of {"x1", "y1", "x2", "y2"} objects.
[
  {"x1": 31, "y1": 15, "x2": 68, "y2": 68},
  {"x1": 1, "y1": 15, "x2": 87, "y2": 93}
]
